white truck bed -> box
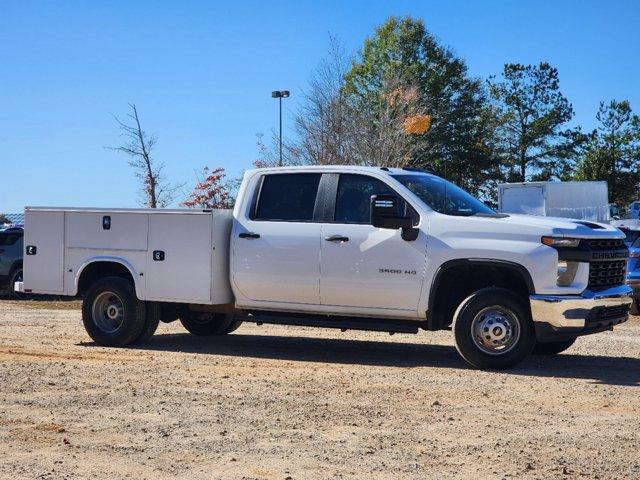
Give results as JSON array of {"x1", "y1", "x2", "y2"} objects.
[{"x1": 22, "y1": 207, "x2": 234, "y2": 305}]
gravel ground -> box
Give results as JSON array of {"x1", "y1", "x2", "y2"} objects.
[{"x1": 0, "y1": 298, "x2": 639, "y2": 480}]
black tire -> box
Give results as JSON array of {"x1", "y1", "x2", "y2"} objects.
[
  {"x1": 82, "y1": 276, "x2": 146, "y2": 346},
  {"x1": 532, "y1": 338, "x2": 576, "y2": 355},
  {"x1": 630, "y1": 299, "x2": 639, "y2": 316},
  {"x1": 180, "y1": 311, "x2": 240, "y2": 336},
  {"x1": 219, "y1": 319, "x2": 243, "y2": 334},
  {"x1": 452, "y1": 287, "x2": 535, "y2": 370},
  {"x1": 133, "y1": 302, "x2": 161, "y2": 344},
  {"x1": 7, "y1": 267, "x2": 24, "y2": 298}
]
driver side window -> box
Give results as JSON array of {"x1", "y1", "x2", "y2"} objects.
[
  {"x1": 334, "y1": 174, "x2": 418, "y2": 225},
  {"x1": 335, "y1": 174, "x2": 395, "y2": 224}
]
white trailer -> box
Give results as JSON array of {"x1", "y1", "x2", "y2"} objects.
[{"x1": 498, "y1": 181, "x2": 609, "y2": 223}]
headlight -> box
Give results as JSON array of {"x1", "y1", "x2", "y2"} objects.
[
  {"x1": 556, "y1": 260, "x2": 579, "y2": 286},
  {"x1": 541, "y1": 236, "x2": 580, "y2": 247}
]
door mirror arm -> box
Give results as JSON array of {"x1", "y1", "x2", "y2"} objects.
[{"x1": 401, "y1": 226, "x2": 419, "y2": 241}]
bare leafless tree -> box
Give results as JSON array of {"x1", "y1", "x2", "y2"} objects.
[
  {"x1": 344, "y1": 76, "x2": 432, "y2": 167},
  {"x1": 254, "y1": 36, "x2": 351, "y2": 168},
  {"x1": 255, "y1": 36, "x2": 432, "y2": 169},
  {"x1": 292, "y1": 35, "x2": 351, "y2": 165},
  {"x1": 108, "y1": 104, "x2": 178, "y2": 208},
  {"x1": 252, "y1": 133, "x2": 298, "y2": 168}
]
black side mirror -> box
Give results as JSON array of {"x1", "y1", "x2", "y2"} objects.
[{"x1": 370, "y1": 194, "x2": 413, "y2": 230}]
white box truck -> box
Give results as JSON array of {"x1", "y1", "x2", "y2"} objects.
[
  {"x1": 16, "y1": 166, "x2": 632, "y2": 369},
  {"x1": 498, "y1": 181, "x2": 609, "y2": 223}
]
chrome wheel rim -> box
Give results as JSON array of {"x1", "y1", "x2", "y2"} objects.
[
  {"x1": 471, "y1": 306, "x2": 521, "y2": 355},
  {"x1": 91, "y1": 291, "x2": 125, "y2": 333}
]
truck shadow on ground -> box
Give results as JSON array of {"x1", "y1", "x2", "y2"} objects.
[{"x1": 118, "y1": 332, "x2": 640, "y2": 387}]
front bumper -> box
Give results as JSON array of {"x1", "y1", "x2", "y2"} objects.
[
  {"x1": 626, "y1": 278, "x2": 640, "y2": 297},
  {"x1": 530, "y1": 284, "x2": 632, "y2": 342}
]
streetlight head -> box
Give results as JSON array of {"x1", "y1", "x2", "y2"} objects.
[{"x1": 271, "y1": 90, "x2": 290, "y2": 98}]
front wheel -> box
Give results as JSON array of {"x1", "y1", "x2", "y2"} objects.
[
  {"x1": 532, "y1": 338, "x2": 576, "y2": 355},
  {"x1": 180, "y1": 310, "x2": 242, "y2": 336},
  {"x1": 8, "y1": 267, "x2": 25, "y2": 298},
  {"x1": 453, "y1": 287, "x2": 535, "y2": 369}
]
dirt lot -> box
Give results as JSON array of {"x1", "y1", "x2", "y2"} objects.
[{"x1": 0, "y1": 298, "x2": 639, "y2": 480}]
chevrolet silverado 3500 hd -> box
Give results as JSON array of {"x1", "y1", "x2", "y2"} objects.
[{"x1": 16, "y1": 166, "x2": 633, "y2": 369}]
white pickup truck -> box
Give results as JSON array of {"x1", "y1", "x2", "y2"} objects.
[{"x1": 17, "y1": 166, "x2": 633, "y2": 369}]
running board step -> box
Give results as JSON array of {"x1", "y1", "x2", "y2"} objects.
[{"x1": 237, "y1": 311, "x2": 424, "y2": 334}]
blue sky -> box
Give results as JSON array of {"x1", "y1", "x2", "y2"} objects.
[{"x1": 1, "y1": 0, "x2": 639, "y2": 212}]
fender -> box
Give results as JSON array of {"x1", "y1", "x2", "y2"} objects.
[
  {"x1": 426, "y1": 258, "x2": 535, "y2": 330},
  {"x1": 73, "y1": 256, "x2": 144, "y2": 299}
]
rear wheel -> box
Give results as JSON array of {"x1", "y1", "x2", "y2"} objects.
[
  {"x1": 180, "y1": 311, "x2": 241, "y2": 336},
  {"x1": 532, "y1": 338, "x2": 576, "y2": 355},
  {"x1": 133, "y1": 302, "x2": 161, "y2": 344},
  {"x1": 219, "y1": 319, "x2": 243, "y2": 334},
  {"x1": 82, "y1": 276, "x2": 146, "y2": 346},
  {"x1": 453, "y1": 287, "x2": 535, "y2": 369}
]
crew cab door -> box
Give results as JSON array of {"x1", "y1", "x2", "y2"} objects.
[
  {"x1": 231, "y1": 172, "x2": 322, "y2": 305},
  {"x1": 320, "y1": 174, "x2": 427, "y2": 316}
]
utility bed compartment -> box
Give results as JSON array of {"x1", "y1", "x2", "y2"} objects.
[{"x1": 23, "y1": 207, "x2": 233, "y2": 305}]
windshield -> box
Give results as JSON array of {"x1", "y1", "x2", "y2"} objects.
[{"x1": 392, "y1": 174, "x2": 498, "y2": 217}]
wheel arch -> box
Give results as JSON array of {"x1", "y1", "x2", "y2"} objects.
[
  {"x1": 426, "y1": 258, "x2": 535, "y2": 331},
  {"x1": 9, "y1": 259, "x2": 23, "y2": 276},
  {"x1": 74, "y1": 257, "x2": 144, "y2": 299}
]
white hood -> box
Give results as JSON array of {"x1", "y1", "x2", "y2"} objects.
[{"x1": 499, "y1": 214, "x2": 624, "y2": 239}]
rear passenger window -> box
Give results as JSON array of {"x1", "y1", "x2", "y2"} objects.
[{"x1": 254, "y1": 173, "x2": 321, "y2": 221}]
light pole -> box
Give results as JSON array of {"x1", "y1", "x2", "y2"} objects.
[{"x1": 271, "y1": 90, "x2": 290, "y2": 166}]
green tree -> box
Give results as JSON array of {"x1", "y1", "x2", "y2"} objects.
[
  {"x1": 343, "y1": 16, "x2": 499, "y2": 196},
  {"x1": 488, "y1": 63, "x2": 585, "y2": 182},
  {"x1": 574, "y1": 100, "x2": 640, "y2": 205},
  {"x1": 0, "y1": 214, "x2": 10, "y2": 224}
]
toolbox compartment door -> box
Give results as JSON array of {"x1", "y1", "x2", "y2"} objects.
[
  {"x1": 146, "y1": 213, "x2": 213, "y2": 303},
  {"x1": 23, "y1": 210, "x2": 65, "y2": 294}
]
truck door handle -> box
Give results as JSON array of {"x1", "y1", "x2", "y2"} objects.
[
  {"x1": 324, "y1": 235, "x2": 349, "y2": 242},
  {"x1": 239, "y1": 232, "x2": 260, "y2": 239}
]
